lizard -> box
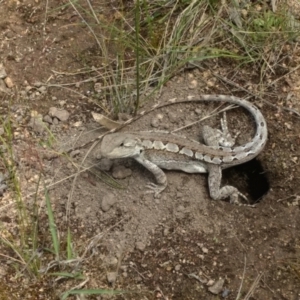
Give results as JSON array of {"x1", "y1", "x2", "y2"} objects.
[{"x1": 97, "y1": 95, "x2": 268, "y2": 205}]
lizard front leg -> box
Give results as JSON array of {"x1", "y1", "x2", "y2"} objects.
[
  {"x1": 202, "y1": 112, "x2": 240, "y2": 148},
  {"x1": 134, "y1": 155, "x2": 167, "y2": 197},
  {"x1": 207, "y1": 164, "x2": 248, "y2": 205}
]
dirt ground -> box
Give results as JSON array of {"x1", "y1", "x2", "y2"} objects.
[{"x1": 1, "y1": 0, "x2": 300, "y2": 299}]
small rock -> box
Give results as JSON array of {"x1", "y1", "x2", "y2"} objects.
[
  {"x1": 98, "y1": 158, "x2": 113, "y2": 171},
  {"x1": 222, "y1": 288, "x2": 230, "y2": 298},
  {"x1": 43, "y1": 115, "x2": 53, "y2": 124},
  {"x1": 175, "y1": 264, "x2": 181, "y2": 271},
  {"x1": 72, "y1": 121, "x2": 82, "y2": 127},
  {"x1": 38, "y1": 86, "x2": 47, "y2": 93},
  {"x1": 195, "y1": 108, "x2": 202, "y2": 115},
  {"x1": 163, "y1": 227, "x2": 169, "y2": 236},
  {"x1": 208, "y1": 278, "x2": 225, "y2": 295},
  {"x1": 19, "y1": 90, "x2": 27, "y2": 98},
  {"x1": 94, "y1": 82, "x2": 102, "y2": 93},
  {"x1": 28, "y1": 115, "x2": 47, "y2": 134},
  {"x1": 85, "y1": 207, "x2": 91, "y2": 214},
  {"x1": 33, "y1": 81, "x2": 42, "y2": 87},
  {"x1": 53, "y1": 118, "x2": 59, "y2": 125},
  {"x1": 101, "y1": 193, "x2": 117, "y2": 212},
  {"x1": 104, "y1": 256, "x2": 118, "y2": 266},
  {"x1": 151, "y1": 117, "x2": 160, "y2": 128},
  {"x1": 5, "y1": 31, "x2": 14, "y2": 39},
  {"x1": 49, "y1": 107, "x2": 70, "y2": 121},
  {"x1": 188, "y1": 79, "x2": 198, "y2": 89},
  {"x1": 207, "y1": 279, "x2": 215, "y2": 286},
  {"x1": 4, "y1": 77, "x2": 14, "y2": 88},
  {"x1": 107, "y1": 271, "x2": 117, "y2": 284},
  {"x1": 177, "y1": 205, "x2": 185, "y2": 212},
  {"x1": 0, "y1": 64, "x2": 7, "y2": 79},
  {"x1": 0, "y1": 79, "x2": 9, "y2": 93},
  {"x1": 25, "y1": 85, "x2": 33, "y2": 93},
  {"x1": 135, "y1": 241, "x2": 146, "y2": 252},
  {"x1": 167, "y1": 111, "x2": 178, "y2": 123},
  {"x1": 202, "y1": 247, "x2": 209, "y2": 254},
  {"x1": 112, "y1": 165, "x2": 132, "y2": 179}
]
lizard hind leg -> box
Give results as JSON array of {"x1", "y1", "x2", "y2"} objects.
[
  {"x1": 207, "y1": 164, "x2": 248, "y2": 205},
  {"x1": 134, "y1": 155, "x2": 168, "y2": 197}
]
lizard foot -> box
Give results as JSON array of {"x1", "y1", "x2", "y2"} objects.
[
  {"x1": 229, "y1": 191, "x2": 256, "y2": 207},
  {"x1": 145, "y1": 182, "x2": 167, "y2": 197}
]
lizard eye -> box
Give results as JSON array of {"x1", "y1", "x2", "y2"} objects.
[{"x1": 120, "y1": 142, "x2": 124, "y2": 147}]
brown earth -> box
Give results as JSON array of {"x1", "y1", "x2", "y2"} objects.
[{"x1": 1, "y1": 0, "x2": 300, "y2": 299}]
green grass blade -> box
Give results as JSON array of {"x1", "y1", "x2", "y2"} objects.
[
  {"x1": 44, "y1": 188, "x2": 60, "y2": 260},
  {"x1": 66, "y1": 228, "x2": 73, "y2": 260}
]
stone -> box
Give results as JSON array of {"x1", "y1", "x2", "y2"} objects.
[
  {"x1": 49, "y1": 107, "x2": 70, "y2": 121},
  {"x1": 112, "y1": 165, "x2": 132, "y2": 179},
  {"x1": 101, "y1": 193, "x2": 117, "y2": 212},
  {"x1": 208, "y1": 278, "x2": 225, "y2": 295},
  {"x1": 0, "y1": 64, "x2": 7, "y2": 79},
  {"x1": 4, "y1": 77, "x2": 14, "y2": 88}
]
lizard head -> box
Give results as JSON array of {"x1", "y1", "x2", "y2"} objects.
[{"x1": 99, "y1": 133, "x2": 143, "y2": 159}]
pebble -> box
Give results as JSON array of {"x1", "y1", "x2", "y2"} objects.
[
  {"x1": 151, "y1": 117, "x2": 160, "y2": 128},
  {"x1": 0, "y1": 64, "x2": 6, "y2": 79},
  {"x1": 25, "y1": 85, "x2": 33, "y2": 92},
  {"x1": 98, "y1": 158, "x2": 113, "y2": 171},
  {"x1": 94, "y1": 82, "x2": 102, "y2": 93},
  {"x1": 0, "y1": 79, "x2": 9, "y2": 93},
  {"x1": 188, "y1": 79, "x2": 198, "y2": 89},
  {"x1": 72, "y1": 121, "x2": 82, "y2": 127},
  {"x1": 135, "y1": 241, "x2": 146, "y2": 252},
  {"x1": 175, "y1": 264, "x2": 181, "y2": 271},
  {"x1": 85, "y1": 207, "x2": 91, "y2": 214},
  {"x1": 195, "y1": 108, "x2": 202, "y2": 115},
  {"x1": 53, "y1": 118, "x2": 59, "y2": 125},
  {"x1": 49, "y1": 107, "x2": 70, "y2": 121},
  {"x1": 4, "y1": 77, "x2": 14, "y2": 88},
  {"x1": 202, "y1": 247, "x2": 209, "y2": 254},
  {"x1": 112, "y1": 165, "x2": 132, "y2": 179},
  {"x1": 33, "y1": 81, "x2": 42, "y2": 87},
  {"x1": 167, "y1": 111, "x2": 178, "y2": 123},
  {"x1": 43, "y1": 115, "x2": 53, "y2": 124},
  {"x1": 19, "y1": 90, "x2": 27, "y2": 98},
  {"x1": 163, "y1": 227, "x2": 169, "y2": 236},
  {"x1": 38, "y1": 86, "x2": 47, "y2": 93},
  {"x1": 207, "y1": 279, "x2": 214, "y2": 286},
  {"x1": 107, "y1": 271, "x2": 117, "y2": 284},
  {"x1": 101, "y1": 193, "x2": 117, "y2": 212},
  {"x1": 104, "y1": 256, "x2": 118, "y2": 266},
  {"x1": 208, "y1": 278, "x2": 225, "y2": 295},
  {"x1": 222, "y1": 288, "x2": 230, "y2": 298},
  {"x1": 177, "y1": 205, "x2": 185, "y2": 212},
  {"x1": 28, "y1": 115, "x2": 47, "y2": 134}
]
